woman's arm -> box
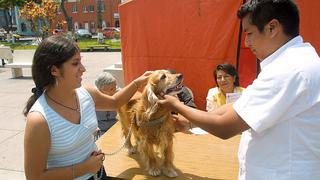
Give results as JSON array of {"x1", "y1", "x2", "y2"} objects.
[
  {"x1": 206, "y1": 88, "x2": 219, "y2": 112},
  {"x1": 90, "y1": 71, "x2": 152, "y2": 111},
  {"x1": 24, "y1": 112, "x2": 103, "y2": 180},
  {"x1": 207, "y1": 98, "x2": 219, "y2": 112}
]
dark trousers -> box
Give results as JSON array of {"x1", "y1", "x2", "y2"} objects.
[{"x1": 88, "y1": 166, "x2": 108, "y2": 180}]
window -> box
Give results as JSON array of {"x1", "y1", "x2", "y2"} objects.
[
  {"x1": 72, "y1": 4, "x2": 77, "y2": 13},
  {"x1": 82, "y1": 5, "x2": 87, "y2": 13},
  {"x1": 21, "y1": 23, "x2": 27, "y2": 32},
  {"x1": 102, "y1": 21, "x2": 106, "y2": 29},
  {"x1": 91, "y1": 21, "x2": 95, "y2": 32},
  {"x1": 100, "y1": 3, "x2": 105, "y2": 12},
  {"x1": 89, "y1": 5, "x2": 94, "y2": 12},
  {"x1": 115, "y1": 20, "x2": 120, "y2": 28},
  {"x1": 74, "y1": 22, "x2": 78, "y2": 30}
]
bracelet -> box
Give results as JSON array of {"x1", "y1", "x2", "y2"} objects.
[{"x1": 133, "y1": 80, "x2": 139, "y2": 89}]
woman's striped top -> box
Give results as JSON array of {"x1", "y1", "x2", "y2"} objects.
[{"x1": 29, "y1": 87, "x2": 98, "y2": 180}]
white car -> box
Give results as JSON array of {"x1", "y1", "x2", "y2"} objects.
[{"x1": 76, "y1": 29, "x2": 92, "y2": 38}]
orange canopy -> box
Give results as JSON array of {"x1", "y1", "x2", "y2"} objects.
[
  {"x1": 119, "y1": 0, "x2": 320, "y2": 110},
  {"x1": 119, "y1": 0, "x2": 243, "y2": 110},
  {"x1": 296, "y1": 0, "x2": 320, "y2": 53}
]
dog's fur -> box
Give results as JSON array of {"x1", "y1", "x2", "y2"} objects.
[{"x1": 117, "y1": 70, "x2": 183, "y2": 177}]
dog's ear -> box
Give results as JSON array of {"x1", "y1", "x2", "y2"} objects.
[
  {"x1": 146, "y1": 85, "x2": 158, "y2": 103},
  {"x1": 145, "y1": 85, "x2": 159, "y2": 119}
]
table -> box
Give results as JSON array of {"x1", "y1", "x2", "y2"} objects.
[{"x1": 96, "y1": 122, "x2": 240, "y2": 180}]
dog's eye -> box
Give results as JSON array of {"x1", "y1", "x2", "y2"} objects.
[{"x1": 160, "y1": 74, "x2": 166, "y2": 80}]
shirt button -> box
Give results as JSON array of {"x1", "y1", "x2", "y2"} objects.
[{"x1": 240, "y1": 166, "x2": 245, "y2": 175}]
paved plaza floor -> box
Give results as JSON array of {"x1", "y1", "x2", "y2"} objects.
[{"x1": 0, "y1": 51, "x2": 122, "y2": 179}]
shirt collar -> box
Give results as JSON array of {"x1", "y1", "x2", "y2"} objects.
[{"x1": 260, "y1": 35, "x2": 303, "y2": 70}]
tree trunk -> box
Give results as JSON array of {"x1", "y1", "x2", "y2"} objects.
[
  {"x1": 96, "y1": 0, "x2": 103, "y2": 29},
  {"x1": 7, "y1": 8, "x2": 13, "y2": 31},
  {"x1": 60, "y1": 0, "x2": 72, "y2": 31}
]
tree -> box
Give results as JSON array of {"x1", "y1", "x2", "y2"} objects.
[
  {"x1": 19, "y1": 0, "x2": 59, "y2": 37},
  {"x1": 0, "y1": 0, "x2": 28, "y2": 8},
  {"x1": 60, "y1": 0, "x2": 72, "y2": 31}
]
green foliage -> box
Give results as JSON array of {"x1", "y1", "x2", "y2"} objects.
[{"x1": 0, "y1": 0, "x2": 32, "y2": 9}]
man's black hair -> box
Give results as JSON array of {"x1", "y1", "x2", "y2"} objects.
[{"x1": 237, "y1": 0, "x2": 299, "y2": 37}]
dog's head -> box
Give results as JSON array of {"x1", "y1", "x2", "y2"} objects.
[
  {"x1": 143, "y1": 70, "x2": 183, "y2": 117},
  {"x1": 147, "y1": 70, "x2": 183, "y2": 96}
]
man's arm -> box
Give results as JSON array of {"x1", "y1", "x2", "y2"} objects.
[{"x1": 161, "y1": 95, "x2": 250, "y2": 139}]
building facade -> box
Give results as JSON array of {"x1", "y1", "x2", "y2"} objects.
[
  {"x1": 0, "y1": 8, "x2": 17, "y2": 30},
  {"x1": 54, "y1": 0, "x2": 121, "y2": 33}
]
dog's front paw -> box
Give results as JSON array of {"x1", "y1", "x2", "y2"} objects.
[
  {"x1": 162, "y1": 167, "x2": 178, "y2": 178},
  {"x1": 128, "y1": 146, "x2": 137, "y2": 155},
  {"x1": 148, "y1": 167, "x2": 161, "y2": 176}
]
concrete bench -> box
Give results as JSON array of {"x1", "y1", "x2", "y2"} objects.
[
  {"x1": 5, "y1": 50, "x2": 35, "y2": 78},
  {"x1": 6, "y1": 62, "x2": 32, "y2": 78}
]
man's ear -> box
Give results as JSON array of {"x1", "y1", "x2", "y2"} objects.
[{"x1": 267, "y1": 19, "x2": 280, "y2": 38}]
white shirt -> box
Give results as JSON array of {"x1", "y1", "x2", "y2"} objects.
[{"x1": 233, "y1": 36, "x2": 320, "y2": 180}]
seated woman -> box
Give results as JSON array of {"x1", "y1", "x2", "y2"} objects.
[{"x1": 206, "y1": 63, "x2": 244, "y2": 112}]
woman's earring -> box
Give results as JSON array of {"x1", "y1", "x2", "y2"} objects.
[{"x1": 55, "y1": 79, "x2": 59, "y2": 87}]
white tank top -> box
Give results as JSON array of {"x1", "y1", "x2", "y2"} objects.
[{"x1": 29, "y1": 87, "x2": 97, "y2": 180}]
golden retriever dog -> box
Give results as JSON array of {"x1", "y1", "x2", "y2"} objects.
[{"x1": 117, "y1": 70, "x2": 183, "y2": 177}]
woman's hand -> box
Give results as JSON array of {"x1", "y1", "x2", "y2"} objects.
[
  {"x1": 84, "y1": 151, "x2": 105, "y2": 174},
  {"x1": 133, "y1": 71, "x2": 153, "y2": 88}
]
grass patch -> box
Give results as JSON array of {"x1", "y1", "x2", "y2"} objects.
[
  {"x1": 78, "y1": 39, "x2": 121, "y2": 49},
  {"x1": 0, "y1": 41, "x2": 38, "y2": 50},
  {"x1": 0, "y1": 38, "x2": 121, "y2": 50}
]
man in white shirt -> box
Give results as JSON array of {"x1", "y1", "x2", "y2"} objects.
[{"x1": 159, "y1": 0, "x2": 320, "y2": 179}]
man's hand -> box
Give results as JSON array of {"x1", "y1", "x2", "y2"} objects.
[
  {"x1": 158, "y1": 94, "x2": 181, "y2": 112},
  {"x1": 172, "y1": 114, "x2": 191, "y2": 132}
]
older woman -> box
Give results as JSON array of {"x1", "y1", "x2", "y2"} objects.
[
  {"x1": 95, "y1": 72, "x2": 119, "y2": 138},
  {"x1": 206, "y1": 63, "x2": 244, "y2": 112}
]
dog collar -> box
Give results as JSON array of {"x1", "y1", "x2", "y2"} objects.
[{"x1": 136, "y1": 115, "x2": 167, "y2": 128}]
